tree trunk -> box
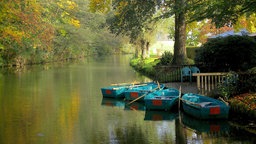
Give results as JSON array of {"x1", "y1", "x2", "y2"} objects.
[
  {"x1": 172, "y1": 0, "x2": 187, "y2": 65},
  {"x1": 145, "y1": 41, "x2": 150, "y2": 58},
  {"x1": 141, "y1": 39, "x2": 145, "y2": 59}
]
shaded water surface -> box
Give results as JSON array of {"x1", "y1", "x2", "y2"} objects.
[{"x1": 0, "y1": 55, "x2": 255, "y2": 144}]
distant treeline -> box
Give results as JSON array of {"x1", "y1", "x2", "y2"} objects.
[{"x1": 0, "y1": 0, "x2": 128, "y2": 68}]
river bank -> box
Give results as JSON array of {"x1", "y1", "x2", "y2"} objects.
[{"x1": 130, "y1": 57, "x2": 256, "y2": 134}]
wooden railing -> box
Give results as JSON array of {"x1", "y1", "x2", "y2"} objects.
[
  {"x1": 154, "y1": 65, "x2": 195, "y2": 82},
  {"x1": 192, "y1": 73, "x2": 228, "y2": 95}
]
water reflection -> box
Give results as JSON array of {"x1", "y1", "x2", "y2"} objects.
[
  {"x1": 101, "y1": 98, "x2": 126, "y2": 108},
  {"x1": 124, "y1": 102, "x2": 146, "y2": 111},
  {"x1": 144, "y1": 111, "x2": 178, "y2": 121},
  {"x1": 181, "y1": 112, "x2": 230, "y2": 133}
]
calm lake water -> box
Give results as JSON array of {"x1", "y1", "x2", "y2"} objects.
[{"x1": 0, "y1": 55, "x2": 255, "y2": 144}]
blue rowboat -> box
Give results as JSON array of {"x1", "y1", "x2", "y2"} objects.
[
  {"x1": 101, "y1": 82, "x2": 153, "y2": 98},
  {"x1": 181, "y1": 93, "x2": 230, "y2": 119},
  {"x1": 144, "y1": 88, "x2": 180, "y2": 111},
  {"x1": 101, "y1": 85, "x2": 128, "y2": 98},
  {"x1": 124, "y1": 82, "x2": 165, "y2": 101}
]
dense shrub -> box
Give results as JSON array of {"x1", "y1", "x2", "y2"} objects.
[
  {"x1": 195, "y1": 36, "x2": 256, "y2": 72},
  {"x1": 159, "y1": 51, "x2": 173, "y2": 65},
  {"x1": 216, "y1": 71, "x2": 239, "y2": 100},
  {"x1": 130, "y1": 58, "x2": 159, "y2": 77},
  {"x1": 237, "y1": 67, "x2": 256, "y2": 93}
]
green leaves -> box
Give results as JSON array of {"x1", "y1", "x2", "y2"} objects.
[
  {"x1": 188, "y1": 0, "x2": 256, "y2": 28},
  {"x1": 107, "y1": 0, "x2": 157, "y2": 42}
]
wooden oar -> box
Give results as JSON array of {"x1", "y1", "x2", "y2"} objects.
[
  {"x1": 157, "y1": 81, "x2": 160, "y2": 89},
  {"x1": 127, "y1": 86, "x2": 160, "y2": 105},
  {"x1": 111, "y1": 81, "x2": 151, "y2": 87},
  {"x1": 113, "y1": 84, "x2": 148, "y2": 90},
  {"x1": 111, "y1": 81, "x2": 140, "y2": 86},
  {"x1": 111, "y1": 83, "x2": 133, "y2": 86},
  {"x1": 129, "y1": 83, "x2": 148, "y2": 88}
]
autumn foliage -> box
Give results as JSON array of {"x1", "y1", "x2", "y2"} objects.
[{"x1": 229, "y1": 93, "x2": 256, "y2": 118}]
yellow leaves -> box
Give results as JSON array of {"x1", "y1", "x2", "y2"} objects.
[
  {"x1": 56, "y1": 0, "x2": 80, "y2": 28},
  {"x1": 247, "y1": 13, "x2": 256, "y2": 33},
  {"x1": 234, "y1": 13, "x2": 256, "y2": 33},
  {"x1": 69, "y1": 18, "x2": 80, "y2": 28},
  {"x1": 67, "y1": 0, "x2": 77, "y2": 10},
  {"x1": 61, "y1": 11, "x2": 70, "y2": 17},
  {"x1": 57, "y1": 0, "x2": 77, "y2": 10},
  {"x1": 2, "y1": 26, "x2": 25, "y2": 44},
  {"x1": 89, "y1": 0, "x2": 112, "y2": 13},
  {"x1": 57, "y1": 1, "x2": 64, "y2": 8}
]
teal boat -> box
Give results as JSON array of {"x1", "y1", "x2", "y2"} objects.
[
  {"x1": 101, "y1": 82, "x2": 151, "y2": 98},
  {"x1": 124, "y1": 82, "x2": 165, "y2": 101},
  {"x1": 181, "y1": 93, "x2": 230, "y2": 119},
  {"x1": 144, "y1": 88, "x2": 180, "y2": 111},
  {"x1": 101, "y1": 85, "x2": 128, "y2": 98}
]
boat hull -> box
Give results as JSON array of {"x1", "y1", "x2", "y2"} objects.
[
  {"x1": 101, "y1": 86, "x2": 127, "y2": 98},
  {"x1": 182, "y1": 93, "x2": 230, "y2": 119},
  {"x1": 144, "y1": 88, "x2": 179, "y2": 111}
]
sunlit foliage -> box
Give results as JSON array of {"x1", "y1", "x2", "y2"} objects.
[{"x1": 0, "y1": 0, "x2": 126, "y2": 67}]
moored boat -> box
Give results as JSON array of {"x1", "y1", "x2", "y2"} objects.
[
  {"x1": 144, "y1": 88, "x2": 180, "y2": 111},
  {"x1": 181, "y1": 93, "x2": 230, "y2": 119},
  {"x1": 101, "y1": 85, "x2": 129, "y2": 98},
  {"x1": 101, "y1": 82, "x2": 154, "y2": 98},
  {"x1": 124, "y1": 82, "x2": 165, "y2": 101}
]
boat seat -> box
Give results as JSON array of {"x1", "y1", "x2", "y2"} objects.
[{"x1": 198, "y1": 102, "x2": 212, "y2": 107}]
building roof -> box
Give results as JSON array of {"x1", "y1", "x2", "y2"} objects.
[{"x1": 209, "y1": 29, "x2": 250, "y2": 38}]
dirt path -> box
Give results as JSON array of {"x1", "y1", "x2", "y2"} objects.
[{"x1": 164, "y1": 82, "x2": 198, "y2": 94}]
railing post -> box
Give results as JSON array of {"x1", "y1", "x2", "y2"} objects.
[{"x1": 193, "y1": 73, "x2": 228, "y2": 95}]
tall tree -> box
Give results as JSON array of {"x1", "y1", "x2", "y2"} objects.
[
  {"x1": 173, "y1": 0, "x2": 187, "y2": 64},
  {"x1": 90, "y1": 0, "x2": 190, "y2": 64}
]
